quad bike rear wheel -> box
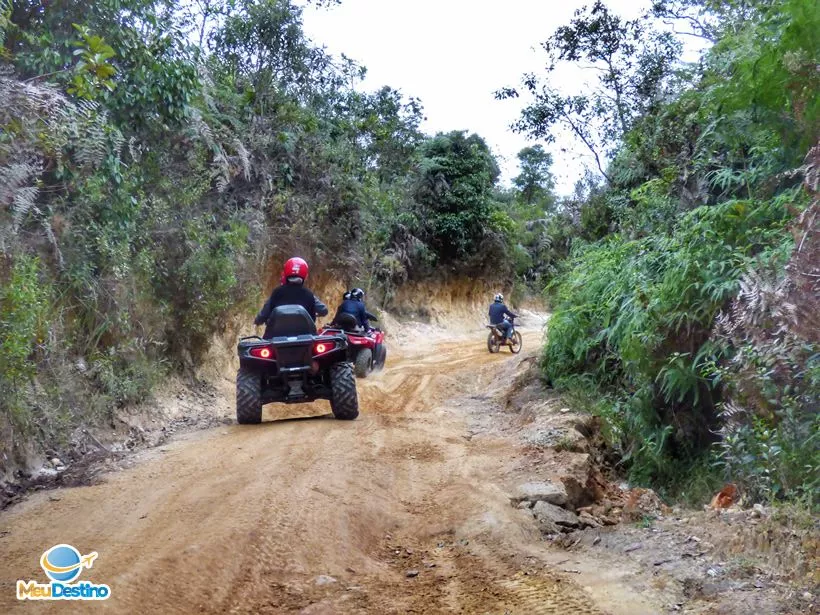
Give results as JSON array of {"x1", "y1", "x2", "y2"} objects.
[
  {"x1": 509, "y1": 331, "x2": 523, "y2": 354},
  {"x1": 236, "y1": 367, "x2": 262, "y2": 424},
  {"x1": 374, "y1": 343, "x2": 387, "y2": 371},
  {"x1": 487, "y1": 331, "x2": 501, "y2": 353},
  {"x1": 354, "y1": 347, "x2": 373, "y2": 378},
  {"x1": 330, "y1": 362, "x2": 359, "y2": 420}
]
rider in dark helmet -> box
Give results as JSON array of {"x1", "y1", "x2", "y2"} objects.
[
  {"x1": 333, "y1": 287, "x2": 376, "y2": 331},
  {"x1": 254, "y1": 257, "x2": 328, "y2": 338},
  {"x1": 488, "y1": 293, "x2": 517, "y2": 340}
]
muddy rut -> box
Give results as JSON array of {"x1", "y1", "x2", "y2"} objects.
[{"x1": 0, "y1": 323, "x2": 659, "y2": 614}]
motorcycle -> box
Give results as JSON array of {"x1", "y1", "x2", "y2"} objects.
[{"x1": 486, "y1": 316, "x2": 522, "y2": 354}]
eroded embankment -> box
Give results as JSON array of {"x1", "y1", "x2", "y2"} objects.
[{"x1": 477, "y1": 362, "x2": 819, "y2": 615}]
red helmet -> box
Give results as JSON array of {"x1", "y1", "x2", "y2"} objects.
[{"x1": 282, "y1": 257, "x2": 309, "y2": 284}]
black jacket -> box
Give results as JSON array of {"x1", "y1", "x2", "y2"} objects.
[
  {"x1": 334, "y1": 298, "x2": 375, "y2": 329},
  {"x1": 254, "y1": 284, "x2": 328, "y2": 326},
  {"x1": 489, "y1": 302, "x2": 517, "y2": 325}
]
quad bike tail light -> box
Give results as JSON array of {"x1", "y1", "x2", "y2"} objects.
[
  {"x1": 249, "y1": 346, "x2": 276, "y2": 359},
  {"x1": 313, "y1": 341, "x2": 336, "y2": 355}
]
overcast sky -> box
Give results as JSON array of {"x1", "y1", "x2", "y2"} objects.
[{"x1": 300, "y1": 0, "x2": 654, "y2": 195}]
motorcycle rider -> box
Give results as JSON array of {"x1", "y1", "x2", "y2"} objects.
[
  {"x1": 334, "y1": 287, "x2": 376, "y2": 332},
  {"x1": 254, "y1": 257, "x2": 328, "y2": 338},
  {"x1": 489, "y1": 293, "x2": 517, "y2": 341}
]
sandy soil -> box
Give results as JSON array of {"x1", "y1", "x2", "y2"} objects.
[{"x1": 0, "y1": 317, "x2": 669, "y2": 614}]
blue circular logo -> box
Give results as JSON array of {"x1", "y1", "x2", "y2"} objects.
[{"x1": 41, "y1": 544, "x2": 82, "y2": 583}]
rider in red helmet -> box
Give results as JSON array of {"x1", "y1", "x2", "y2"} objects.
[{"x1": 254, "y1": 257, "x2": 328, "y2": 338}]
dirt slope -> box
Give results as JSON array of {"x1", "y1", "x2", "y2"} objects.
[{"x1": 0, "y1": 320, "x2": 660, "y2": 614}]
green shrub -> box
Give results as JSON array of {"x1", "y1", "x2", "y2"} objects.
[
  {"x1": 0, "y1": 255, "x2": 52, "y2": 429},
  {"x1": 170, "y1": 220, "x2": 252, "y2": 357},
  {"x1": 543, "y1": 196, "x2": 794, "y2": 488},
  {"x1": 90, "y1": 349, "x2": 166, "y2": 407},
  {"x1": 717, "y1": 405, "x2": 819, "y2": 507}
]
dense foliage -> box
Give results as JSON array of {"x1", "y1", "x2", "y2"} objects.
[{"x1": 505, "y1": 0, "x2": 819, "y2": 505}]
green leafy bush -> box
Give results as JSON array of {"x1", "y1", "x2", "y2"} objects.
[
  {"x1": 524, "y1": 0, "x2": 820, "y2": 506},
  {"x1": 172, "y1": 221, "x2": 251, "y2": 357},
  {"x1": 0, "y1": 255, "x2": 51, "y2": 428},
  {"x1": 718, "y1": 405, "x2": 819, "y2": 508},
  {"x1": 90, "y1": 349, "x2": 166, "y2": 408},
  {"x1": 543, "y1": 196, "x2": 794, "y2": 488}
]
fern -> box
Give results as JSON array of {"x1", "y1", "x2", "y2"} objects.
[
  {"x1": 52, "y1": 99, "x2": 121, "y2": 169},
  {"x1": 718, "y1": 401, "x2": 748, "y2": 427},
  {"x1": 0, "y1": 73, "x2": 124, "y2": 266},
  {"x1": 127, "y1": 136, "x2": 142, "y2": 163},
  {"x1": 233, "y1": 138, "x2": 251, "y2": 181},
  {"x1": 0, "y1": 161, "x2": 39, "y2": 208},
  {"x1": 11, "y1": 186, "x2": 40, "y2": 228}
]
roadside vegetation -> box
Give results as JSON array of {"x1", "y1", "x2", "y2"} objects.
[{"x1": 500, "y1": 0, "x2": 818, "y2": 507}]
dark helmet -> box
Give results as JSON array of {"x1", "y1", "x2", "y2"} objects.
[
  {"x1": 494, "y1": 293, "x2": 503, "y2": 303},
  {"x1": 350, "y1": 287, "x2": 365, "y2": 301},
  {"x1": 343, "y1": 290, "x2": 352, "y2": 300}
]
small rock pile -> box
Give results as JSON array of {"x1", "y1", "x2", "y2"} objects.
[{"x1": 512, "y1": 480, "x2": 669, "y2": 535}]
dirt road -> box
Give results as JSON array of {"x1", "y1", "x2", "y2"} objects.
[{"x1": 0, "y1": 322, "x2": 660, "y2": 614}]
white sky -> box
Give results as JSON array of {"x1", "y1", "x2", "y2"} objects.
[{"x1": 301, "y1": 0, "x2": 653, "y2": 195}]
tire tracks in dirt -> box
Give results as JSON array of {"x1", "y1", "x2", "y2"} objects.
[{"x1": 0, "y1": 323, "x2": 659, "y2": 614}]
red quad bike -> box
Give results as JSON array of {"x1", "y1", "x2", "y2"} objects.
[
  {"x1": 235, "y1": 305, "x2": 359, "y2": 424},
  {"x1": 486, "y1": 316, "x2": 522, "y2": 354},
  {"x1": 320, "y1": 312, "x2": 387, "y2": 378}
]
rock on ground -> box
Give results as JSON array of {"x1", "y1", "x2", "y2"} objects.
[
  {"x1": 533, "y1": 501, "x2": 581, "y2": 533},
  {"x1": 512, "y1": 481, "x2": 568, "y2": 507}
]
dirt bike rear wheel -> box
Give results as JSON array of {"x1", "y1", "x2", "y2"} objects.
[{"x1": 487, "y1": 332, "x2": 500, "y2": 353}]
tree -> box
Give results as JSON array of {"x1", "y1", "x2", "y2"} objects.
[
  {"x1": 700, "y1": 0, "x2": 820, "y2": 157},
  {"x1": 341, "y1": 86, "x2": 425, "y2": 184},
  {"x1": 211, "y1": 0, "x2": 342, "y2": 102},
  {"x1": 496, "y1": 1, "x2": 681, "y2": 183},
  {"x1": 650, "y1": 0, "x2": 770, "y2": 42},
  {"x1": 513, "y1": 145, "x2": 556, "y2": 207},
  {"x1": 413, "y1": 131, "x2": 501, "y2": 262}
]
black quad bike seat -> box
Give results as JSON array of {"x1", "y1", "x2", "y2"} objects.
[{"x1": 266, "y1": 305, "x2": 317, "y2": 337}]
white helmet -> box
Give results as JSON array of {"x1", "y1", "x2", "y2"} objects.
[{"x1": 494, "y1": 293, "x2": 503, "y2": 303}]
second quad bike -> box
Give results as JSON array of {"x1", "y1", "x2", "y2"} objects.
[
  {"x1": 320, "y1": 312, "x2": 387, "y2": 378},
  {"x1": 486, "y1": 316, "x2": 522, "y2": 354},
  {"x1": 235, "y1": 305, "x2": 359, "y2": 424}
]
